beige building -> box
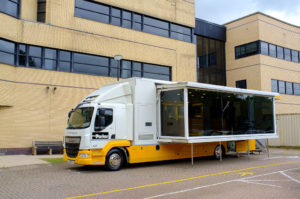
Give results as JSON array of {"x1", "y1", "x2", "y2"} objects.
[
  {"x1": 1, "y1": 2, "x2": 299, "y2": 154},
  {"x1": 225, "y1": 13, "x2": 300, "y2": 146},
  {"x1": 0, "y1": 0, "x2": 196, "y2": 154}
]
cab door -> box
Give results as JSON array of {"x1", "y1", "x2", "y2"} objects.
[{"x1": 93, "y1": 107, "x2": 116, "y2": 140}]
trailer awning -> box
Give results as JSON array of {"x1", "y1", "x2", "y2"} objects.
[
  {"x1": 157, "y1": 82, "x2": 279, "y2": 97},
  {"x1": 157, "y1": 82, "x2": 278, "y2": 144}
]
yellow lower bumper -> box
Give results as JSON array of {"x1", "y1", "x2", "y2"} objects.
[{"x1": 63, "y1": 149, "x2": 105, "y2": 166}]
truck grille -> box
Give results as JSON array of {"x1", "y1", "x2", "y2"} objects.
[{"x1": 65, "y1": 136, "x2": 81, "y2": 158}]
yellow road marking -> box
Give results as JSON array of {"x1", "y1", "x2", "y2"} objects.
[
  {"x1": 66, "y1": 161, "x2": 300, "y2": 199},
  {"x1": 236, "y1": 172, "x2": 254, "y2": 176}
]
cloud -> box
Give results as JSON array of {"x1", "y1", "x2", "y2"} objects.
[
  {"x1": 195, "y1": 0, "x2": 300, "y2": 26},
  {"x1": 263, "y1": 9, "x2": 300, "y2": 26}
]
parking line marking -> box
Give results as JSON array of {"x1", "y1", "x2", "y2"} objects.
[
  {"x1": 238, "y1": 180, "x2": 282, "y2": 188},
  {"x1": 145, "y1": 167, "x2": 299, "y2": 199},
  {"x1": 280, "y1": 171, "x2": 300, "y2": 184},
  {"x1": 65, "y1": 161, "x2": 300, "y2": 199}
]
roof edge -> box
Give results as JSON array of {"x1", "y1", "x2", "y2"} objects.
[
  {"x1": 223, "y1": 12, "x2": 300, "y2": 29},
  {"x1": 195, "y1": 18, "x2": 226, "y2": 29}
]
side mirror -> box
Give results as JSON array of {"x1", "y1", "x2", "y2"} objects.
[{"x1": 68, "y1": 109, "x2": 74, "y2": 118}]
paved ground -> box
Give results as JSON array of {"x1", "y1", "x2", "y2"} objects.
[
  {"x1": 0, "y1": 154, "x2": 62, "y2": 168},
  {"x1": 0, "y1": 149, "x2": 299, "y2": 199}
]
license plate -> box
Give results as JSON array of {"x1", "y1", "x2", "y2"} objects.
[{"x1": 68, "y1": 160, "x2": 74, "y2": 164}]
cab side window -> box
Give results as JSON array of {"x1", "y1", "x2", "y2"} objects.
[{"x1": 95, "y1": 108, "x2": 113, "y2": 131}]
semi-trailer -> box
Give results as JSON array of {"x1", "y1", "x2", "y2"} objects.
[{"x1": 64, "y1": 78, "x2": 278, "y2": 170}]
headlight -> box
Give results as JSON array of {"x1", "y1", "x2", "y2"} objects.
[
  {"x1": 65, "y1": 137, "x2": 80, "y2": 143},
  {"x1": 80, "y1": 153, "x2": 90, "y2": 158}
]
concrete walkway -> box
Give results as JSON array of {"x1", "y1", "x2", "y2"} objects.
[{"x1": 0, "y1": 154, "x2": 63, "y2": 168}]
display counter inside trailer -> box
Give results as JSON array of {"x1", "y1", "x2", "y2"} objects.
[{"x1": 157, "y1": 82, "x2": 278, "y2": 143}]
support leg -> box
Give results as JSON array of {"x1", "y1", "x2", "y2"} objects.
[
  {"x1": 191, "y1": 143, "x2": 194, "y2": 166},
  {"x1": 247, "y1": 140, "x2": 250, "y2": 161},
  {"x1": 219, "y1": 141, "x2": 222, "y2": 161},
  {"x1": 266, "y1": 139, "x2": 270, "y2": 159}
]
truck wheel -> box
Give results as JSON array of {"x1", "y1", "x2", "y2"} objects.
[
  {"x1": 105, "y1": 149, "x2": 124, "y2": 171},
  {"x1": 214, "y1": 145, "x2": 225, "y2": 160}
]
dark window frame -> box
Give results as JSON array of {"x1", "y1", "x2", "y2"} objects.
[
  {"x1": 235, "y1": 41, "x2": 259, "y2": 59},
  {"x1": 37, "y1": 0, "x2": 46, "y2": 23},
  {"x1": 291, "y1": 50, "x2": 299, "y2": 63},
  {"x1": 271, "y1": 79, "x2": 278, "y2": 93},
  {"x1": 235, "y1": 41, "x2": 300, "y2": 65},
  {"x1": 0, "y1": 0, "x2": 20, "y2": 18},
  {"x1": 236, "y1": 79, "x2": 247, "y2": 89},
  {"x1": 286, "y1": 81, "x2": 293, "y2": 95},
  {"x1": 294, "y1": 83, "x2": 300, "y2": 96},
  {"x1": 284, "y1": 48, "x2": 291, "y2": 61},
  {"x1": 74, "y1": 0, "x2": 193, "y2": 43},
  {"x1": 271, "y1": 79, "x2": 300, "y2": 96},
  {"x1": 0, "y1": 37, "x2": 171, "y2": 81}
]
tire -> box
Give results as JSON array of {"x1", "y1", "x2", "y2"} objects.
[
  {"x1": 105, "y1": 149, "x2": 124, "y2": 171},
  {"x1": 214, "y1": 145, "x2": 225, "y2": 160}
]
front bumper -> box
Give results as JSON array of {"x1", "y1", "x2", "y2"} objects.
[{"x1": 63, "y1": 149, "x2": 105, "y2": 165}]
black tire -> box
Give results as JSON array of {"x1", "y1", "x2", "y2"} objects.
[
  {"x1": 214, "y1": 145, "x2": 225, "y2": 160},
  {"x1": 105, "y1": 149, "x2": 124, "y2": 171}
]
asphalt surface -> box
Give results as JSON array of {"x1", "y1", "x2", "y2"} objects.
[{"x1": 0, "y1": 149, "x2": 300, "y2": 199}]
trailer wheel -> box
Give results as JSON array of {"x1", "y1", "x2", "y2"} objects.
[
  {"x1": 105, "y1": 149, "x2": 124, "y2": 171},
  {"x1": 214, "y1": 145, "x2": 225, "y2": 160}
]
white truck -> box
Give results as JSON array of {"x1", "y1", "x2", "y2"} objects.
[{"x1": 64, "y1": 78, "x2": 278, "y2": 170}]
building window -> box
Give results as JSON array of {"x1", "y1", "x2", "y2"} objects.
[
  {"x1": 122, "y1": 10, "x2": 132, "y2": 28},
  {"x1": 277, "y1": 46, "x2": 284, "y2": 59},
  {"x1": 143, "y1": 16, "x2": 169, "y2": 37},
  {"x1": 284, "y1": 48, "x2": 291, "y2": 61},
  {"x1": 58, "y1": 51, "x2": 71, "y2": 72},
  {"x1": 278, "y1": 81, "x2": 285, "y2": 94},
  {"x1": 44, "y1": 48, "x2": 57, "y2": 70},
  {"x1": 0, "y1": 0, "x2": 20, "y2": 18},
  {"x1": 121, "y1": 60, "x2": 131, "y2": 78},
  {"x1": 286, "y1": 82, "x2": 293, "y2": 95},
  {"x1": 18, "y1": 44, "x2": 26, "y2": 66},
  {"x1": 235, "y1": 41, "x2": 300, "y2": 65},
  {"x1": 74, "y1": 0, "x2": 193, "y2": 43},
  {"x1": 260, "y1": 41, "x2": 268, "y2": 55},
  {"x1": 143, "y1": 63, "x2": 171, "y2": 81},
  {"x1": 28, "y1": 46, "x2": 42, "y2": 68},
  {"x1": 271, "y1": 79, "x2": 278, "y2": 92},
  {"x1": 292, "y1": 50, "x2": 299, "y2": 63},
  {"x1": 269, "y1": 44, "x2": 276, "y2": 57},
  {"x1": 294, "y1": 83, "x2": 300, "y2": 96},
  {"x1": 197, "y1": 36, "x2": 226, "y2": 86},
  {"x1": 0, "y1": 39, "x2": 15, "y2": 65},
  {"x1": 235, "y1": 41, "x2": 259, "y2": 59},
  {"x1": 236, "y1": 80, "x2": 247, "y2": 89},
  {"x1": 75, "y1": 0, "x2": 109, "y2": 24},
  {"x1": 170, "y1": 24, "x2": 192, "y2": 42},
  {"x1": 37, "y1": 0, "x2": 46, "y2": 22},
  {"x1": 133, "y1": 13, "x2": 142, "y2": 31},
  {"x1": 271, "y1": 79, "x2": 300, "y2": 96},
  {"x1": 0, "y1": 38, "x2": 171, "y2": 81}
]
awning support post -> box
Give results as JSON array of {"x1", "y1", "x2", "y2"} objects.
[
  {"x1": 219, "y1": 141, "x2": 222, "y2": 161},
  {"x1": 191, "y1": 143, "x2": 194, "y2": 166},
  {"x1": 247, "y1": 139, "x2": 250, "y2": 161},
  {"x1": 266, "y1": 138, "x2": 270, "y2": 159}
]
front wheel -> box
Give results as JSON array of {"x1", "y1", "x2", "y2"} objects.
[
  {"x1": 105, "y1": 149, "x2": 124, "y2": 171},
  {"x1": 214, "y1": 145, "x2": 225, "y2": 160}
]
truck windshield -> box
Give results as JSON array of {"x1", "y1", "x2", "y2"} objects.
[{"x1": 67, "y1": 107, "x2": 94, "y2": 129}]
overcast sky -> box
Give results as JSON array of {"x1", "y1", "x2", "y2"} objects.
[{"x1": 195, "y1": 0, "x2": 300, "y2": 26}]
